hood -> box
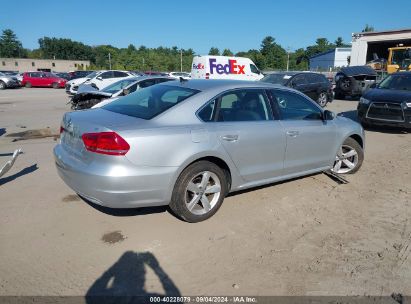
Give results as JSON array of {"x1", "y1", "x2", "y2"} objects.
[
  {"x1": 339, "y1": 66, "x2": 377, "y2": 77},
  {"x1": 363, "y1": 88, "x2": 411, "y2": 104},
  {"x1": 67, "y1": 77, "x2": 89, "y2": 86},
  {"x1": 71, "y1": 91, "x2": 112, "y2": 103}
]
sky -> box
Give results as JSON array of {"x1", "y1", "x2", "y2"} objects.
[{"x1": 1, "y1": 0, "x2": 411, "y2": 54}]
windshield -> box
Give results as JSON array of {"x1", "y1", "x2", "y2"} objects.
[
  {"x1": 261, "y1": 74, "x2": 292, "y2": 85},
  {"x1": 0, "y1": 72, "x2": 4, "y2": 76},
  {"x1": 101, "y1": 78, "x2": 138, "y2": 94},
  {"x1": 391, "y1": 49, "x2": 411, "y2": 69},
  {"x1": 378, "y1": 74, "x2": 411, "y2": 91},
  {"x1": 103, "y1": 84, "x2": 199, "y2": 119},
  {"x1": 84, "y1": 71, "x2": 99, "y2": 79}
]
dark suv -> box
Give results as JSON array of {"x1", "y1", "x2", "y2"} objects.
[
  {"x1": 261, "y1": 72, "x2": 333, "y2": 107},
  {"x1": 68, "y1": 70, "x2": 94, "y2": 80},
  {"x1": 357, "y1": 72, "x2": 411, "y2": 129}
]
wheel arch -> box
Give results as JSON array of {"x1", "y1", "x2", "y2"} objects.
[{"x1": 348, "y1": 133, "x2": 364, "y2": 148}]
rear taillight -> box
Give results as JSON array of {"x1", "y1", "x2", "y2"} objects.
[
  {"x1": 60, "y1": 126, "x2": 65, "y2": 134},
  {"x1": 81, "y1": 132, "x2": 130, "y2": 156}
]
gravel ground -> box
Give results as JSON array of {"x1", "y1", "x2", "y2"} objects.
[{"x1": 0, "y1": 88, "x2": 410, "y2": 297}]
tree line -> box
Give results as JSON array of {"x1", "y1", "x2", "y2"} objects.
[{"x1": 0, "y1": 27, "x2": 373, "y2": 71}]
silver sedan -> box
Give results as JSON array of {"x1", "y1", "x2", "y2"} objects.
[{"x1": 54, "y1": 79, "x2": 364, "y2": 222}]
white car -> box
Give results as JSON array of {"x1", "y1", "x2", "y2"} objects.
[
  {"x1": 65, "y1": 70, "x2": 135, "y2": 95},
  {"x1": 168, "y1": 72, "x2": 191, "y2": 79}
]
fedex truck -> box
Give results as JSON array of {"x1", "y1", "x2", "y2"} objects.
[{"x1": 191, "y1": 55, "x2": 264, "y2": 81}]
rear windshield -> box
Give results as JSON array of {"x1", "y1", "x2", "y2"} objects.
[
  {"x1": 103, "y1": 84, "x2": 199, "y2": 119},
  {"x1": 261, "y1": 74, "x2": 292, "y2": 85}
]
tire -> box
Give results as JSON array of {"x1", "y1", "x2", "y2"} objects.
[
  {"x1": 52, "y1": 82, "x2": 59, "y2": 89},
  {"x1": 169, "y1": 161, "x2": 228, "y2": 222},
  {"x1": 334, "y1": 91, "x2": 345, "y2": 100},
  {"x1": 331, "y1": 137, "x2": 364, "y2": 175},
  {"x1": 317, "y1": 91, "x2": 328, "y2": 107},
  {"x1": 0, "y1": 81, "x2": 6, "y2": 90},
  {"x1": 25, "y1": 82, "x2": 32, "y2": 88}
]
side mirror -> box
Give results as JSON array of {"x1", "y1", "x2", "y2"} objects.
[
  {"x1": 323, "y1": 110, "x2": 335, "y2": 121},
  {"x1": 122, "y1": 88, "x2": 130, "y2": 96},
  {"x1": 370, "y1": 83, "x2": 377, "y2": 89},
  {"x1": 96, "y1": 76, "x2": 102, "y2": 81}
]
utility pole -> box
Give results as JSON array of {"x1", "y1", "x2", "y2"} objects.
[
  {"x1": 180, "y1": 49, "x2": 183, "y2": 72},
  {"x1": 108, "y1": 52, "x2": 112, "y2": 69},
  {"x1": 142, "y1": 57, "x2": 145, "y2": 70},
  {"x1": 286, "y1": 47, "x2": 291, "y2": 72}
]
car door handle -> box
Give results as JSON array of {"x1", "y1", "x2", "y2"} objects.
[
  {"x1": 286, "y1": 131, "x2": 300, "y2": 137},
  {"x1": 221, "y1": 135, "x2": 238, "y2": 141}
]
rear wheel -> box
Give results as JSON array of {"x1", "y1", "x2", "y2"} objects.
[
  {"x1": 317, "y1": 91, "x2": 328, "y2": 107},
  {"x1": 25, "y1": 82, "x2": 32, "y2": 88},
  {"x1": 169, "y1": 161, "x2": 227, "y2": 222},
  {"x1": 0, "y1": 81, "x2": 6, "y2": 90},
  {"x1": 52, "y1": 82, "x2": 59, "y2": 89},
  {"x1": 331, "y1": 137, "x2": 363, "y2": 174}
]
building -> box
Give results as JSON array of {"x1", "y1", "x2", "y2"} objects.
[
  {"x1": 0, "y1": 58, "x2": 90, "y2": 73},
  {"x1": 350, "y1": 28, "x2": 411, "y2": 66},
  {"x1": 309, "y1": 48, "x2": 351, "y2": 71}
]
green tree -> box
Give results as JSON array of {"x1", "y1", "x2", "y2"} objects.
[
  {"x1": 208, "y1": 47, "x2": 220, "y2": 55},
  {"x1": 222, "y1": 48, "x2": 233, "y2": 56},
  {"x1": 0, "y1": 29, "x2": 25, "y2": 58},
  {"x1": 362, "y1": 24, "x2": 375, "y2": 32},
  {"x1": 260, "y1": 36, "x2": 287, "y2": 70}
]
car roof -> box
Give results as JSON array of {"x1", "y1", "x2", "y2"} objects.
[
  {"x1": 392, "y1": 71, "x2": 411, "y2": 75},
  {"x1": 157, "y1": 79, "x2": 285, "y2": 91}
]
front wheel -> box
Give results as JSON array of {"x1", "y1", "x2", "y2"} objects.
[
  {"x1": 331, "y1": 137, "x2": 364, "y2": 174},
  {"x1": 317, "y1": 92, "x2": 328, "y2": 107},
  {"x1": 169, "y1": 161, "x2": 227, "y2": 222},
  {"x1": 52, "y1": 82, "x2": 59, "y2": 89},
  {"x1": 0, "y1": 81, "x2": 6, "y2": 90}
]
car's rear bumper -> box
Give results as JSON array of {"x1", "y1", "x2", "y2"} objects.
[{"x1": 54, "y1": 144, "x2": 178, "y2": 208}]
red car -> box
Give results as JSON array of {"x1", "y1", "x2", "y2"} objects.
[{"x1": 21, "y1": 72, "x2": 67, "y2": 88}]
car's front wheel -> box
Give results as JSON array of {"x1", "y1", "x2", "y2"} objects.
[
  {"x1": 52, "y1": 82, "x2": 59, "y2": 89},
  {"x1": 331, "y1": 137, "x2": 363, "y2": 174},
  {"x1": 0, "y1": 81, "x2": 6, "y2": 90},
  {"x1": 170, "y1": 161, "x2": 227, "y2": 222}
]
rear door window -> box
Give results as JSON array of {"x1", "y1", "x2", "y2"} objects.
[{"x1": 217, "y1": 89, "x2": 272, "y2": 122}]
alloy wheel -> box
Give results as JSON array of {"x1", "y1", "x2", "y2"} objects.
[
  {"x1": 185, "y1": 171, "x2": 221, "y2": 215},
  {"x1": 332, "y1": 145, "x2": 359, "y2": 174},
  {"x1": 318, "y1": 92, "x2": 328, "y2": 107}
]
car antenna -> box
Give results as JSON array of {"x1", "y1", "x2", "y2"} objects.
[{"x1": 180, "y1": 77, "x2": 188, "y2": 83}]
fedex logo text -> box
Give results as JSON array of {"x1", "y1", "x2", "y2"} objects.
[
  {"x1": 209, "y1": 59, "x2": 245, "y2": 75},
  {"x1": 192, "y1": 63, "x2": 204, "y2": 69}
]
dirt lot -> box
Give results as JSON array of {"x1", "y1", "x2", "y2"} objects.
[{"x1": 0, "y1": 88, "x2": 410, "y2": 297}]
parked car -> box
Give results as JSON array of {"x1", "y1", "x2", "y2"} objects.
[
  {"x1": 68, "y1": 70, "x2": 94, "y2": 80},
  {"x1": 357, "y1": 72, "x2": 411, "y2": 129},
  {"x1": 0, "y1": 72, "x2": 20, "y2": 90},
  {"x1": 21, "y1": 72, "x2": 66, "y2": 88},
  {"x1": 334, "y1": 66, "x2": 377, "y2": 99},
  {"x1": 71, "y1": 76, "x2": 174, "y2": 110},
  {"x1": 261, "y1": 72, "x2": 333, "y2": 107},
  {"x1": 168, "y1": 72, "x2": 191, "y2": 79},
  {"x1": 54, "y1": 72, "x2": 71, "y2": 80},
  {"x1": 55, "y1": 79, "x2": 364, "y2": 222},
  {"x1": 65, "y1": 70, "x2": 134, "y2": 95},
  {"x1": 191, "y1": 55, "x2": 263, "y2": 81}
]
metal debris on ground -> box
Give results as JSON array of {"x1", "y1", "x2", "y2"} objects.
[
  {"x1": 0, "y1": 148, "x2": 22, "y2": 178},
  {"x1": 323, "y1": 170, "x2": 349, "y2": 185}
]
